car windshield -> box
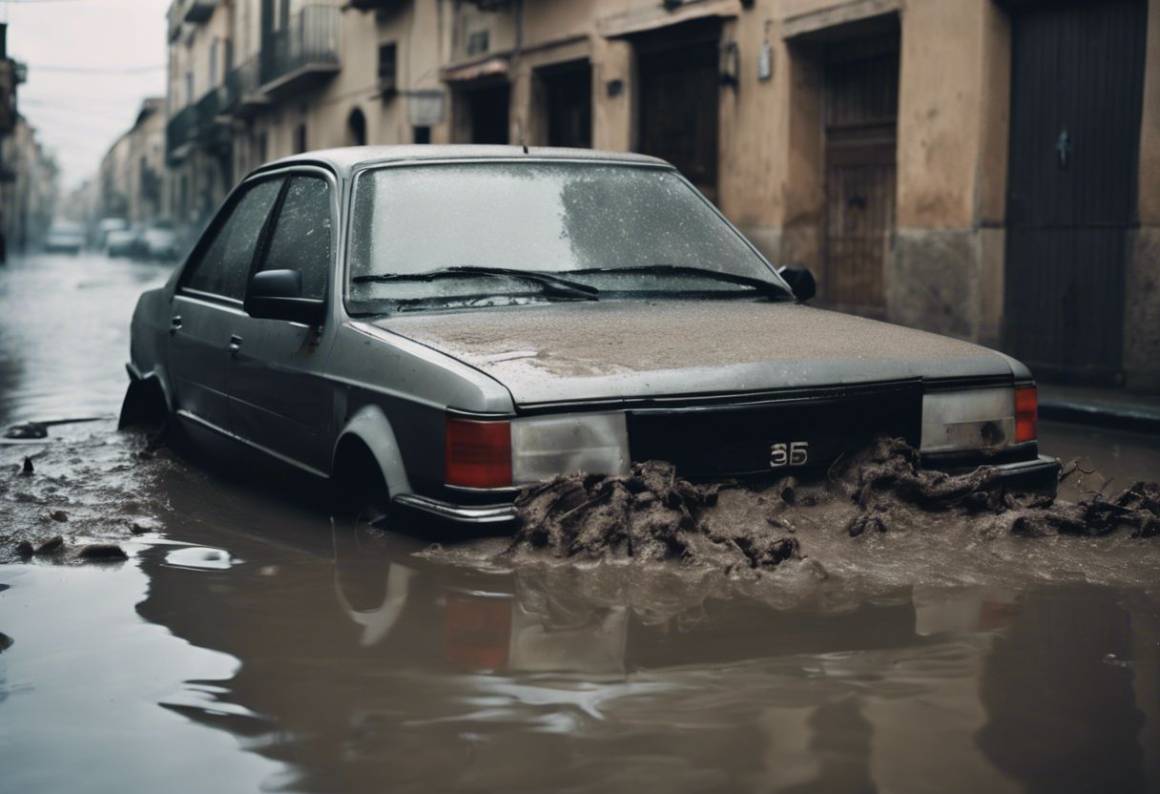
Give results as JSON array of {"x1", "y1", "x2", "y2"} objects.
[{"x1": 347, "y1": 161, "x2": 791, "y2": 313}]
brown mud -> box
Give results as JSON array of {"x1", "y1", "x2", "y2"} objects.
[{"x1": 494, "y1": 438, "x2": 1159, "y2": 576}]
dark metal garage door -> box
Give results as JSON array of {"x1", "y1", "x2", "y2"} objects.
[{"x1": 1004, "y1": 0, "x2": 1147, "y2": 383}]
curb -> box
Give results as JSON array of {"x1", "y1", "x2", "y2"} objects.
[{"x1": 1039, "y1": 400, "x2": 1160, "y2": 435}]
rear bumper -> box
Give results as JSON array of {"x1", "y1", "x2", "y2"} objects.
[
  {"x1": 394, "y1": 454, "x2": 1063, "y2": 527},
  {"x1": 393, "y1": 493, "x2": 518, "y2": 526}
]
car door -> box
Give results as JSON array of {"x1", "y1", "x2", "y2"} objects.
[
  {"x1": 227, "y1": 171, "x2": 337, "y2": 475},
  {"x1": 168, "y1": 177, "x2": 284, "y2": 437}
]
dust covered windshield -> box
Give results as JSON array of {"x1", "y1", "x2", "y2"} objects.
[{"x1": 346, "y1": 161, "x2": 789, "y2": 313}]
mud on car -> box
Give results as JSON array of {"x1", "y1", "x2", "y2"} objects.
[{"x1": 121, "y1": 146, "x2": 1059, "y2": 525}]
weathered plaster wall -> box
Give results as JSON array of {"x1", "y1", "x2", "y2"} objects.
[{"x1": 889, "y1": 0, "x2": 997, "y2": 342}]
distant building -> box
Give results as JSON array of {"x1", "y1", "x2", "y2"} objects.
[
  {"x1": 0, "y1": 115, "x2": 58, "y2": 255},
  {"x1": 0, "y1": 22, "x2": 55, "y2": 258},
  {"x1": 95, "y1": 97, "x2": 168, "y2": 229},
  {"x1": 163, "y1": 0, "x2": 1160, "y2": 391}
]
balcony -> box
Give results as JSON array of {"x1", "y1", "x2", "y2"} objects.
[
  {"x1": 179, "y1": 0, "x2": 217, "y2": 24},
  {"x1": 165, "y1": 104, "x2": 198, "y2": 164},
  {"x1": 224, "y1": 57, "x2": 268, "y2": 118},
  {"x1": 260, "y1": 5, "x2": 341, "y2": 99}
]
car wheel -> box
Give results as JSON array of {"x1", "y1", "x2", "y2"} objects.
[{"x1": 332, "y1": 441, "x2": 391, "y2": 527}]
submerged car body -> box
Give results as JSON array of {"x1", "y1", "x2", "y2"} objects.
[{"x1": 123, "y1": 145, "x2": 1058, "y2": 525}]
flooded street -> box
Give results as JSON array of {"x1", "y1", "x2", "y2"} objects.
[{"x1": 2, "y1": 252, "x2": 1160, "y2": 793}]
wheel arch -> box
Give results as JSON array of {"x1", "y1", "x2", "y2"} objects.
[
  {"x1": 118, "y1": 365, "x2": 175, "y2": 429},
  {"x1": 331, "y1": 405, "x2": 413, "y2": 499}
]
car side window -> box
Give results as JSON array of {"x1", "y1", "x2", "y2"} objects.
[
  {"x1": 183, "y1": 178, "x2": 283, "y2": 300},
  {"x1": 257, "y1": 175, "x2": 333, "y2": 300}
]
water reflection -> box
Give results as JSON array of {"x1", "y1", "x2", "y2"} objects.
[{"x1": 121, "y1": 496, "x2": 1158, "y2": 793}]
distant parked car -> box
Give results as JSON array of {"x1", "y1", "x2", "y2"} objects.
[
  {"x1": 122, "y1": 145, "x2": 1059, "y2": 527},
  {"x1": 44, "y1": 224, "x2": 84, "y2": 254},
  {"x1": 105, "y1": 229, "x2": 141, "y2": 258},
  {"x1": 142, "y1": 226, "x2": 181, "y2": 261},
  {"x1": 94, "y1": 217, "x2": 129, "y2": 251}
]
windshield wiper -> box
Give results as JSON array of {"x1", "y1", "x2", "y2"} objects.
[
  {"x1": 564, "y1": 264, "x2": 792, "y2": 300},
  {"x1": 352, "y1": 266, "x2": 598, "y2": 301}
]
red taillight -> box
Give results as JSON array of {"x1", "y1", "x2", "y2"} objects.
[
  {"x1": 1015, "y1": 385, "x2": 1038, "y2": 443},
  {"x1": 445, "y1": 417, "x2": 512, "y2": 488}
]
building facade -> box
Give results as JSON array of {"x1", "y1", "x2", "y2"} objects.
[
  {"x1": 95, "y1": 97, "x2": 167, "y2": 229},
  {"x1": 164, "y1": 0, "x2": 1160, "y2": 391},
  {"x1": 0, "y1": 115, "x2": 58, "y2": 256}
]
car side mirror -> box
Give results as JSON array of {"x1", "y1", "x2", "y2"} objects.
[
  {"x1": 245, "y1": 269, "x2": 325, "y2": 325},
  {"x1": 777, "y1": 265, "x2": 816, "y2": 303}
]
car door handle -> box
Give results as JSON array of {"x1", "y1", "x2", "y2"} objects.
[
  {"x1": 169, "y1": 315, "x2": 182, "y2": 335},
  {"x1": 227, "y1": 335, "x2": 243, "y2": 356}
]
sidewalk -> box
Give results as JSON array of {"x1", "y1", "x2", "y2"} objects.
[{"x1": 1037, "y1": 384, "x2": 1160, "y2": 434}]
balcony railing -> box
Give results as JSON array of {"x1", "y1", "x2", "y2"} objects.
[
  {"x1": 260, "y1": 5, "x2": 341, "y2": 96},
  {"x1": 224, "y1": 57, "x2": 268, "y2": 117},
  {"x1": 166, "y1": 104, "x2": 198, "y2": 162},
  {"x1": 179, "y1": 0, "x2": 216, "y2": 24},
  {"x1": 165, "y1": 78, "x2": 234, "y2": 162}
]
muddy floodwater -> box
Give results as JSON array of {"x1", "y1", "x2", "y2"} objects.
[{"x1": 2, "y1": 253, "x2": 1160, "y2": 793}]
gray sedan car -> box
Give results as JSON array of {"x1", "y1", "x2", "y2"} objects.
[{"x1": 122, "y1": 146, "x2": 1058, "y2": 525}]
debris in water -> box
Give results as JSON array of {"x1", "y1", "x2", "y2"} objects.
[
  {"x1": 21, "y1": 456, "x2": 34, "y2": 475},
  {"x1": 5, "y1": 422, "x2": 48, "y2": 440},
  {"x1": 34, "y1": 535, "x2": 64, "y2": 556},
  {"x1": 77, "y1": 544, "x2": 129, "y2": 562},
  {"x1": 130, "y1": 517, "x2": 163, "y2": 535},
  {"x1": 14, "y1": 541, "x2": 34, "y2": 559},
  {"x1": 48, "y1": 510, "x2": 69, "y2": 523}
]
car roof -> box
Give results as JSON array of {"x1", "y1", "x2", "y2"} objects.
[{"x1": 254, "y1": 145, "x2": 671, "y2": 177}]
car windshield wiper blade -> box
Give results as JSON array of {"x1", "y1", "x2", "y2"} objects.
[
  {"x1": 352, "y1": 266, "x2": 599, "y2": 300},
  {"x1": 564, "y1": 264, "x2": 792, "y2": 299}
]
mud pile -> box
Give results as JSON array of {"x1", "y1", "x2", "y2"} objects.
[
  {"x1": 504, "y1": 437, "x2": 1159, "y2": 571},
  {"x1": 510, "y1": 462, "x2": 798, "y2": 572}
]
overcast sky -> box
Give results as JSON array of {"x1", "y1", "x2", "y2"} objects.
[{"x1": 5, "y1": 0, "x2": 169, "y2": 192}]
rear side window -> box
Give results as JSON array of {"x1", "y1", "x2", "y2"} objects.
[
  {"x1": 183, "y1": 178, "x2": 282, "y2": 300},
  {"x1": 257, "y1": 175, "x2": 333, "y2": 300}
]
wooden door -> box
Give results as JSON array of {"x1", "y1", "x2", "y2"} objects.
[
  {"x1": 636, "y1": 21, "x2": 720, "y2": 202},
  {"x1": 823, "y1": 39, "x2": 899, "y2": 311},
  {"x1": 1004, "y1": 0, "x2": 1146, "y2": 382}
]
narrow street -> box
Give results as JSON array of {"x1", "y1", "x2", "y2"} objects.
[{"x1": 1, "y1": 252, "x2": 1158, "y2": 793}]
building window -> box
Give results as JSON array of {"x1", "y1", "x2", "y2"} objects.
[
  {"x1": 378, "y1": 42, "x2": 397, "y2": 95},
  {"x1": 294, "y1": 124, "x2": 307, "y2": 154},
  {"x1": 413, "y1": 126, "x2": 431, "y2": 144},
  {"x1": 466, "y1": 30, "x2": 489, "y2": 56},
  {"x1": 209, "y1": 38, "x2": 219, "y2": 87}
]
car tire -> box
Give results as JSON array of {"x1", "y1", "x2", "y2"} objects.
[{"x1": 332, "y1": 441, "x2": 391, "y2": 527}]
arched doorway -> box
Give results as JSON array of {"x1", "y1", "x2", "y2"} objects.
[{"x1": 347, "y1": 108, "x2": 367, "y2": 147}]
